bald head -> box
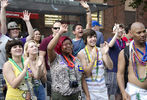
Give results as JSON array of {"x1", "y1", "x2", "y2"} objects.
[
  {"x1": 130, "y1": 22, "x2": 146, "y2": 44},
  {"x1": 131, "y1": 22, "x2": 145, "y2": 32}
]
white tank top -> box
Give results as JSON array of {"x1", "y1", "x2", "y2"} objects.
[{"x1": 81, "y1": 47, "x2": 107, "y2": 92}]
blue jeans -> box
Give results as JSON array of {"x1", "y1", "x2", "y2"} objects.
[{"x1": 33, "y1": 84, "x2": 46, "y2": 100}]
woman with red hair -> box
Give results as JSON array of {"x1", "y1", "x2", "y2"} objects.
[{"x1": 47, "y1": 24, "x2": 90, "y2": 100}]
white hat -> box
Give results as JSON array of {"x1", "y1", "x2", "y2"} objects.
[{"x1": 8, "y1": 21, "x2": 19, "y2": 30}]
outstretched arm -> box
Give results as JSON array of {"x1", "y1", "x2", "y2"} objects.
[
  {"x1": 1, "y1": 0, "x2": 9, "y2": 34},
  {"x1": 117, "y1": 50, "x2": 130, "y2": 100},
  {"x1": 47, "y1": 24, "x2": 68, "y2": 63},
  {"x1": 21, "y1": 10, "x2": 34, "y2": 41},
  {"x1": 108, "y1": 24, "x2": 119, "y2": 47},
  {"x1": 80, "y1": 0, "x2": 92, "y2": 29}
]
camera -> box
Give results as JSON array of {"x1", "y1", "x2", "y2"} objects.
[{"x1": 69, "y1": 80, "x2": 79, "y2": 88}]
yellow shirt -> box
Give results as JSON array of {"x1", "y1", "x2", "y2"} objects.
[{"x1": 5, "y1": 60, "x2": 33, "y2": 100}]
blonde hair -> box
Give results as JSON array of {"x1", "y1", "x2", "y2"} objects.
[{"x1": 24, "y1": 40, "x2": 38, "y2": 59}]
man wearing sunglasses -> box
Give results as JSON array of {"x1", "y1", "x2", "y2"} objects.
[{"x1": 39, "y1": 21, "x2": 62, "y2": 99}]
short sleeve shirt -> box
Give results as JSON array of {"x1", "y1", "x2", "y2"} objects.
[{"x1": 49, "y1": 54, "x2": 82, "y2": 96}]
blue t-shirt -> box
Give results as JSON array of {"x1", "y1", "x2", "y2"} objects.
[
  {"x1": 95, "y1": 31, "x2": 104, "y2": 47},
  {"x1": 72, "y1": 39, "x2": 85, "y2": 56},
  {"x1": 107, "y1": 38, "x2": 126, "y2": 72}
]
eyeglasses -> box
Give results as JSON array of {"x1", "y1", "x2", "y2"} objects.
[{"x1": 53, "y1": 27, "x2": 60, "y2": 30}]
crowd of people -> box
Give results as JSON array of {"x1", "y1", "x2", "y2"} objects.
[{"x1": 0, "y1": 0, "x2": 146, "y2": 100}]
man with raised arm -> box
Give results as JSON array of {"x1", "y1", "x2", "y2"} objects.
[
  {"x1": 117, "y1": 22, "x2": 147, "y2": 100},
  {"x1": 0, "y1": 0, "x2": 10, "y2": 99},
  {"x1": 72, "y1": 0, "x2": 92, "y2": 56}
]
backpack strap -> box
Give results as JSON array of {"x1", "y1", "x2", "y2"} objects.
[{"x1": 124, "y1": 45, "x2": 130, "y2": 87}]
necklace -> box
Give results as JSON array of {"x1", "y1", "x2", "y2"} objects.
[
  {"x1": 9, "y1": 56, "x2": 29, "y2": 79},
  {"x1": 131, "y1": 42, "x2": 147, "y2": 82},
  {"x1": 63, "y1": 54, "x2": 75, "y2": 69},
  {"x1": 85, "y1": 46, "x2": 99, "y2": 81},
  {"x1": 116, "y1": 39, "x2": 125, "y2": 50}
]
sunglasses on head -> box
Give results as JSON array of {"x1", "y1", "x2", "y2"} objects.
[{"x1": 53, "y1": 27, "x2": 60, "y2": 30}]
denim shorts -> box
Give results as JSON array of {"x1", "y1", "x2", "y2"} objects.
[{"x1": 105, "y1": 72, "x2": 120, "y2": 95}]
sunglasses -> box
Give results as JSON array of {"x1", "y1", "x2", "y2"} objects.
[{"x1": 53, "y1": 27, "x2": 60, "y2": 30}]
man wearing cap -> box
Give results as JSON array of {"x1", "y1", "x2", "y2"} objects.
[
  {"x1": 6, "y1": 11, "x2": 34, "y2": 45},
  {"x1": 92, "y1": 20, "x2": 104, "y2": 47}
]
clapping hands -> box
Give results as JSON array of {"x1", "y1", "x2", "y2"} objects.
[{"x1": 100, "y1": 41, "x2": 109, "y2": 55}]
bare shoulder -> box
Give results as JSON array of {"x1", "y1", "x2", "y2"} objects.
[
  {"x1": 77, "y1": 50, "x2": 84, "y2": 58},
  {"x1": 3, "y1": 61, "x2": 13, "y2": 73}
]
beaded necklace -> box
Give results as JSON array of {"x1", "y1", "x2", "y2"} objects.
[
  {"x1": 85, "y1": 46, "x2": 99, "y2": 81},
  {"x1": 131, "y1": 42, "x2": 147, "y2": 82},
  {"x1": 63, "y1": 54, "x2": 75, "y2": 69},
  {"x1": 116, "y1": 39, "x2": 125, "y2": 50},
  {"x1": 9, "y1": 56, "x2": 29, "y2": 79}
]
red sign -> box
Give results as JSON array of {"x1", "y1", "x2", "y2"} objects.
[{"x1": 6, "y1": 11, "x2": 39, "y2": 19}]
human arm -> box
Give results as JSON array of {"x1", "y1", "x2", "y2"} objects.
[
  {"x1": 108, "y1": 24, "x2": 119, "y2": 47},
  {"x1": 39, "y1": 51, "x2": 47, "y2": 82},
  {"x1": 101, "y1": 41, "x2": 113, "y2": 70},
  {"x1": 82, "y1": 74, "x2": 90, "y2": 100},
  {"x1": 47, "y1": 24, "x2": 68, "y2": 63},
  {"x1": 77, "y1": 48, "x2": 96, "y2": 77},
  {"x1": 3, "y1": 62, "x2": 28, "y2": 88},
  {"x1": 80, "y1": 0, "x2": 92, "y2": 29},
  {"x1": 117, "y1": 50, "x2": 130, "y2": 100},
  {"x1": 21, "y1": 10, "x2": 34, "y2": 41},
  {"x1": 1, "y1": 0, "x2": 9, "y2": 34}
]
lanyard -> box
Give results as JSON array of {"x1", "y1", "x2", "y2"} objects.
[
  {"x1": 85, "y1": 46, "x2": 99, "y2": 81},
  {"x1": 63, "y1": 54, "x2": 75, "y2": 69},
  {"x1": 8, "y1": 56, "x2": 29, "y2": 79},
  {"x1": 60, "y1": 55, "x2": 78, "y2": 81}
]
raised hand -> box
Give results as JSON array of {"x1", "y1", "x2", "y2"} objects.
[
  {"x1": 21, "y1": 10, "x2": 31, "y2": 22},
  {"x1": 1, "y1": 0, "x2": 9, "y2": 8},
  {"x1": 100, "y1": 41, "x2": 109, "y2": 55},
  {"x1": 80, "y1": 0, "x2": 89, "y2": 9},
  {"x1": 113, "y1": 23, "x2": 120, "y2": 35},
  {"x1": 58, "y1": 24, "x2": 68, "y2": 35}
]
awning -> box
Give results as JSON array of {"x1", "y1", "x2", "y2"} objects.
[
  {"x1": 6, "y1": 0, "x2": 112, "y2": 15},
  {"x1": 6, "y1": 11, "x2": 39, "y2": 19}
]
